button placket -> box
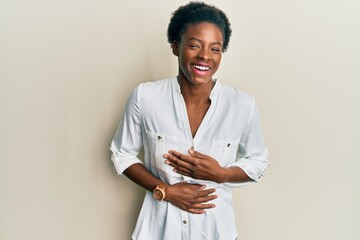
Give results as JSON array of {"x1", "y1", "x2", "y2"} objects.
[{"x1": 180, "y1": 210, "x2": 189, "y2": 239}]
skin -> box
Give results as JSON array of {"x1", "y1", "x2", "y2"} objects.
[{"x1": 124, "y1": 22, "x2": 252, "y2": 215}]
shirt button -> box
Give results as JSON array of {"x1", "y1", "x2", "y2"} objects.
[
  {"x1": 227, "y1": 143, "x2": 231, "y2": 147},
  {"x1": 157, "y1": 135, "x2": 162, "y2": 140},
  {"x1": 183, "y1": 220, "x2": 187, "y2": 224}
]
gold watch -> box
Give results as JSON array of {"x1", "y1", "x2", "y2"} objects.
[{"x1": 153, "y1": 184, "x2": 167, "y2": 201}]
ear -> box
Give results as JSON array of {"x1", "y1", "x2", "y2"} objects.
[{"x1": 171, "y1": 41, "x2": 179, "y2": 56}]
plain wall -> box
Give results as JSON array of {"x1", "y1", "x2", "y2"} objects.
[{"x1": 1, "y1": 0, "x2": 359, "y2": 239}]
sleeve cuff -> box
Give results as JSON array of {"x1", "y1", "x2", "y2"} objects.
[
  {"x1": 224, "y1": 157, "x2": 271, "y2": 188},
  {"x1": 110, "y1": 148, "x2": 143, "y2": 175}
]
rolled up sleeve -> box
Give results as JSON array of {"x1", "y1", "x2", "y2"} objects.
[
  {"x1": 225, "y1": 98, "x2": 270, "y2": 187},
  {"x1": 110, "y1": 86, "x2": 143, "y2": 175}
]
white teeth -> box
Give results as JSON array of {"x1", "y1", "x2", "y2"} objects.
[{"x1": 193, "y1": 65, "x2": 210, "y2": 71}]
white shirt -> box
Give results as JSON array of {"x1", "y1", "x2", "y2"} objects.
[{"x1": 110, "y1": 77, "x2": 270, "y2": 240}]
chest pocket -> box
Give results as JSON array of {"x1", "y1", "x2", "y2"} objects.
[
  {"x1": 210, "y1": 139, "x2": 240, "y2": 167},
  {"x1": 145, "y1": 130, "x2": 182, "y2": 184}
]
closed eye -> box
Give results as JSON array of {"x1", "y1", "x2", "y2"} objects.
[
  {"x1": 188, "y1": 44, "x2": 200, "y2": 49},
  {"x1": 211, "y1": 48, "x2": 221, "y2": 53}
]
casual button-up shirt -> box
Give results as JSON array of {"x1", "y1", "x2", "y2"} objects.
[{"x1": 110, "y1": 77, "x2": 270, "y2": 240}]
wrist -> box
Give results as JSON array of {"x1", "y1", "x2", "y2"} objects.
[
  {"x1": 153, "y1": 183, "x2": 169, "y2": 201},
  {"x1": 163, "y1": 184, "x2": 172, "y2": 202},
  {"x1": 217, "y1": 167, "x2": 229, "y2": 183}
]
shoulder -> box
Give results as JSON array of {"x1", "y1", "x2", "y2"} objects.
[
  {"x1": 137, "y1": 77, "x2": 174, "y2": 94},
  {"x1": 218, "y1": 81, "x2": 255, "y2": 107},
  {"x1": 129, "y1": 77, "x2": 175, "y2": 108}
]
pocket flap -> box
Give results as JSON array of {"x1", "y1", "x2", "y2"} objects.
[{"x1": 145, "y1": 130, "x2": 177, "y2": 143}]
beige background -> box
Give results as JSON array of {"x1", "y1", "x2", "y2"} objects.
[{"x1": 1, "y1": 0, "x2": 359, "y2": 239}]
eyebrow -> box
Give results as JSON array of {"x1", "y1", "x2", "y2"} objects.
[{"x1": 186, "y1": 37, "x2": 223, "y2": 46}]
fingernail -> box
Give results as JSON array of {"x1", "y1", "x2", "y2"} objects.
[
  {"x1": 163, "y1": 154, "x2": 168, "y2": 158},
  {"x1": 212, "y1": 204, "x2": 216, "y2": 208},
  {"x1": 189, "y1": 149, "x2": 194, "y2": 154}
]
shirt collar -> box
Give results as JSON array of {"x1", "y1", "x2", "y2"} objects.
[{"x1": 171, "y1": 76, "x2": 221, "y2": 100}]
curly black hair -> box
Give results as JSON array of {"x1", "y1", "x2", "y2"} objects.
[{"x1": 167, "y1": 1, "x2": 232, "y2": 52}]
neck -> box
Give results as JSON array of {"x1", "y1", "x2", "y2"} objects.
[{"x1": 178, "y1": 77, "x2": 214, "y2": 104}]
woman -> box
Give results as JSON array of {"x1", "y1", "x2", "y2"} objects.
[{"x1": 110, "y1": 2, "x2": 270, "y2": 239}]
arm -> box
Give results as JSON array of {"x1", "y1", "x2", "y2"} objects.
[
  {"x1": 164, "y1": 149, "x2": 252, "y2": 184},
  {"x1": 225, "y1": 99, "x2": 270, "y2": 187},
  {"x1": 123, "y1": 163, "x2": 217, "y2": 214}
]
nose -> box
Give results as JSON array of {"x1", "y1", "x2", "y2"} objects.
[{"x1": 197, "y1": 49, "x2": 210, "y2": 61}]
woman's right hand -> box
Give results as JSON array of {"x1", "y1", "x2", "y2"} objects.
[{"x1": 164, "y1": 182, "x2": 217, "y2": 214}]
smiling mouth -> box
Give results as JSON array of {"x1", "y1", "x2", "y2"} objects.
[{"x1": 192, "y1": 64, "x2": 210, "y2": 71}]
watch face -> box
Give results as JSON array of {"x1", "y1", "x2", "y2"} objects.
[{"x1": 154, "y1": 189, "x2": 163, "y2": 200}]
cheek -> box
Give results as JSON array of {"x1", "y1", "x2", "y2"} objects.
[
  {"x1": 179, "y1": 57, "x2": 187, "y2": 70},
  {"x1": 214, "y1": 56, "x2": 222, "y2": 68},
  {"x1": 216, "y1": 55, "x2": 222, "y2": 64},
  {"x1": 179, "y1": 55, "x2": 191, "y2": 69},
  {"x1": 178, "y1": 57, "x2": 192, "y2": 77}
]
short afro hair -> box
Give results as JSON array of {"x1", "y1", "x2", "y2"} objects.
[{"x1": 167, "y1": 1, "x2": 232, "y2": 52}]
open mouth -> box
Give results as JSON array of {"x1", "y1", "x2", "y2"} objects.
[{"x1": 192, "y1": 64, "x2": 210, "y2": 71}]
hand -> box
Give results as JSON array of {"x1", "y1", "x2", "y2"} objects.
[
  {"x1": 164, "y1": 149, "x2": 226, "y2": 183},
  {"x1": 165, "y1": 182, "x2": 217, "y2": 214}
]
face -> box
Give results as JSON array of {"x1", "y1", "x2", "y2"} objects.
[{"x1": 172, "y1": 22, "x2": 223, "y2": 87}]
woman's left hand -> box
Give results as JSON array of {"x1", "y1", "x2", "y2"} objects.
[{"x1": 164, "y1": 149, "x2": 226, "y2": 183}]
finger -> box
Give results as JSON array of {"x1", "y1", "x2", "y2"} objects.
[
  {"x1": 173, "y1": 166, "x2": 192, "y2": 175},
  {"x1": 163, "y1": 153, "x2": 181, "y2": 165},
  {"x1": 164, "y1": 155, "x2": 193, "y2": 170},
  {"x1": 167, "y1": 150, "x2": 183, "y2": 158},
  {"x1": 196, "y1": 188, "x2": 217, "y2": 197},
  {"x1": 188, "y1": 149, "x2": 208, "y2": 159},
  {"x1": 191, "y1": 203, "x2": 216, "y2": 210},
  {"x1": 185, "y1": 185, "x2": 217, "y2": 196},
  {"x1": 173, "y1": 168, "x2": 192, "y2": 177},
  {"x1": 192, "y1": 194, "x2": 218, "y2": 204},
  {"x1": 185, "y1": 183, "x2": 206, "y2": 190},
  {"x1": 168, "y1": 150, "x2": 195, "y2": 164},
  {"x1": 163, "y1": 153, "x2": 184, "y2": 164},
  {"x1": 187, "y1": 208, "x2": 206, "y2": 214},
  {"x1": 164, "y1": 157, "x2": 179, "y2": 168}
]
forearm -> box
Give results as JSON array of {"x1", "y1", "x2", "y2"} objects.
[
  {"x1": 123, "y1": 163, "x2": 166, "y2": 192},
  {"x1": 219, "y1": 166, "x2": 253, "y2": 183},
  {"x1": 123, "y1": 163, "x2": 217, "y2": 214}
]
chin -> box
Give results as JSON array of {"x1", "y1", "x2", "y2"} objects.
[{"x1": 191, "y1": 76, "x2": 213, "y2": 85}]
